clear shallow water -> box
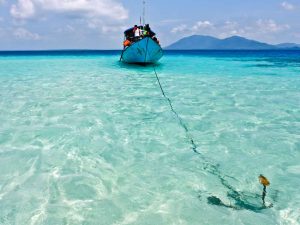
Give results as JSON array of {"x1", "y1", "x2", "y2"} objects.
[{"x1": 0, "y1": 50, "x2": 299, "y2": 225}]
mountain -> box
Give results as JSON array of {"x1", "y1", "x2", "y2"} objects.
[
  {"x1": 165, "y1": 35, "x2": 221, "y2": 50},
  {"x1": 165, "y1": 35, "x2": 300, "y2": 50},
  {"x1": 276, "y1": 43, "x2": 300, "y2": 49}
]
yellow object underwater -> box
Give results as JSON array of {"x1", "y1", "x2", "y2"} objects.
[{"x1": 259, "y1": 175, "x2": 270, "y2": 186}]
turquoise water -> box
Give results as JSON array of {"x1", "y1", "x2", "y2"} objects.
[{"x1": 0, "y1": 51, "x2": 299, "y2": 225}]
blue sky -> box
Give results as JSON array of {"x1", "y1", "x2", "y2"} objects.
[{"x1": 0, "y1": 0, "x2": 299, "y2": 50}]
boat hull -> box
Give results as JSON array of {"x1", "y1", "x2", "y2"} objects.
[{"x1": 121, "y1": 37, "x2": 163, "y2": 64}]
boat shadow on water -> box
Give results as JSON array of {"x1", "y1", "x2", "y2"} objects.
[{"x1": 117, "y1": 60, "x2": 164, "y2": 70}]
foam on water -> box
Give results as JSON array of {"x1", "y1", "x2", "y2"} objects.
[{"x1": 0, "y1": 51, "x2": 299, "y2": 224}]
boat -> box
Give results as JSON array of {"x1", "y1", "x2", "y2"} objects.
[
  {"x1": 120, "y1": 32, "x2": 163, "y2": 64},
  {"x1": 120, "y1": 1, "x2": 163, "y2": 64}
]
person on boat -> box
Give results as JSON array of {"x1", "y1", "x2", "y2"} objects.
[
  {"x1": 141, "y1": 25, "x2": 148, "y2": 37},
  {"x1": 143, "y1": 29, "x2": 149, "y2": 37},
  {"x1": 144, "y1": 24, "x2": 155, "y2": 38},
  {"x1": 133, "y1": 25, "x2": 141, "y2": 40},
  {"x1": 144, "y1": 24, "x2": 150, "y2": 36}
]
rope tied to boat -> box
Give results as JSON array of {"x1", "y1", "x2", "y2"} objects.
[
  {"x1": 152, "y1": 66, "x2": 274, "y2": 211},
  {"x1": 153, "y1": 66, "x2": 199, "y2": 154}
]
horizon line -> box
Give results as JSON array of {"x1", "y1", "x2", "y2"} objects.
[{"x1": 1, "y1": 49, "x2": 300, "y2": 52}]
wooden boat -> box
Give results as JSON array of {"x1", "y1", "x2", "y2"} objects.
[
  {"x1": 120, "y1": 1, "x2": 163, "y2": 64},
  {"x1": 120, "y1": 35, "x2": 163, "y2": 64}
]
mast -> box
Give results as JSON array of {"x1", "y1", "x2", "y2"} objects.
[{"x1": 142, "y1": 0, "x2": 146, "y2": 25}]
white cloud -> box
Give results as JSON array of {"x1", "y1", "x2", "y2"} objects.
[
  {"x1": 281, "y1": 1, "x2": 295, "y2": 10},
  {"x1": 256, "y1": 19, "x2": 290, "y2": 32},
  {"x1": 10, "y1": 0, "x2": 35, "y2": 19},
  {"x1": 13, "y1": 27, "x2": 41, "y2": 40},
  {"x1": 101, "y1": 25, "x2": 127, "y2": 34},
  {"x1": 171, "y1": 24, "x2": 188, "y2": 33},
  {"x1": 171, "y1": 19, "x2": 290, "y2": 41},
  {"x1": 192, "y1": 21, "x2": 214, "y2": 32},
  {"x1": 222, "y1": 21, "x2": 239, "y2": 30},
  {"x1": 218, "y1": 28, "x2": 246, "y2": 39},
  {"x1": 66, "y1": 25, "x2": 74, "y2": 32},
  {"x1": 172, "y1": 21, "x2": 214, "y2": 33},
  {"x1": 10, "y1": 0, "x2": 128, "y2": 20},
  {"x1": 218, "y1": 20, "x2": 290, "y2": 39},
  {"x1": 86, "y1": 17, "x2": 126, "y2": 33}
]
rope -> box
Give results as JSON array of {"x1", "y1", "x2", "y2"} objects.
[
  {"x1": 152, "y1": 66, "x2": 272, "y2": 211},
  {"x1": 153, "y1": 66, "x2": 199, "y2": 154}
]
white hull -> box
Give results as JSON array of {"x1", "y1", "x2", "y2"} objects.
[{"x1": 121, "y1": 37, "x2": 163, "y2": 64}]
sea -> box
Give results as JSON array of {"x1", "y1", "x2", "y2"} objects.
[{"x1": 0, "y1": 50, "x2": 299, "y2": 225}]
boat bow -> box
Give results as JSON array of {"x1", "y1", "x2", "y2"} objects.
[{"x1": 121, "y1": 37, "x2": 163, "y2": 64}]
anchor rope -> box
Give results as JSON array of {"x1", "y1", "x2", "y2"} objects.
[
  {"x1": 153, "y1": 66, "x2": 199, "y2": 154},
  {"x1": 152, "y1": 66, "x2": 271, "y2": 211}
]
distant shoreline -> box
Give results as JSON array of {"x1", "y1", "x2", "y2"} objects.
[
  {"x1": 1, "y1": 49, "x2": 300, "y2": 58},
  {"x1": 1, "y1": 49, "x2": 300, "y2": 53}
]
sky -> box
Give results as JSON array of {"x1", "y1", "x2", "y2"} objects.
[{"x1": 0, "y1": 0, "x2": 299, "y2": 50}]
